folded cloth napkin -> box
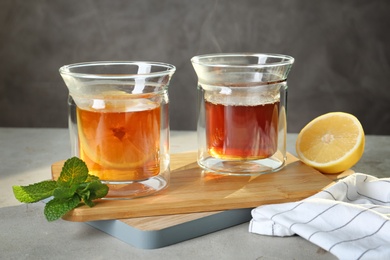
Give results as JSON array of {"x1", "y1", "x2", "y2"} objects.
[{"x1": 249, "y1": 173, "x2": 390, "y2": 260}]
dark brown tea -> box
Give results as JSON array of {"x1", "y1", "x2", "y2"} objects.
[{"x1": 205, "y1": 100, "x2": 279, "y2": 160}]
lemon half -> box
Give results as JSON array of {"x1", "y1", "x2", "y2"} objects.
[{"x1": 296, "y1": 112, "x2": 365, "y2": 174}]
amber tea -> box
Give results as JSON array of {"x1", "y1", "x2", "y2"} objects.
[
  {"x1": 77, "y1": 99, "x2": 161, "y2": 182},
  {"x1": 60, "y1": 61, "x2": 175, "y2": 198}
]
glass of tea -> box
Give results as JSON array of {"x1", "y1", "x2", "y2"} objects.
[
  {"x1": 191, "y1": 53, "x2": 294, "y2": 175},
  {"x1": 59, "y1": 61, "x2": 176, "y2": 198}
]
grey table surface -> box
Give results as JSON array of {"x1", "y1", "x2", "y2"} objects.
[{"x1": 0, "y1": 127, "x2": 389, "y2": 260}]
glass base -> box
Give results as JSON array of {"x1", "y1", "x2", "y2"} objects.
[
  {"x1": 102, "y1": 174, "x2": 169, "y2": 199},
  {"x1": 198, "y1": 156, "x2": 286, "y2": 176}
]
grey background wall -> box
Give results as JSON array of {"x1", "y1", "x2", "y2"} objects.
[{"x1": 1, "y1": 0, "x2": 389, "y2": 134}]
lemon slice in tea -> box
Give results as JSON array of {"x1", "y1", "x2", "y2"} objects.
[{"x1": 77, "y1": 99, "x2": 160, "y2": 170}]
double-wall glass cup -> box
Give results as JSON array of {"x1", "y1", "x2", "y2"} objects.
[
  {"x1": 59, "y1": 61, "x2": 176, "y2": 199},
  {"x1": 191, "y1": 53, "x2": 294, "y2": 175}
]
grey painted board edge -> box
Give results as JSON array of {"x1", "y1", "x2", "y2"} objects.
[{"x1": 87, "y1": 208, "x2": 252, "y2": 249}]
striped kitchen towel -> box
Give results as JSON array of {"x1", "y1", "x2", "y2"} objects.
[{"x1": 249, "y1": 173, "x2": 390, "y2": 260}]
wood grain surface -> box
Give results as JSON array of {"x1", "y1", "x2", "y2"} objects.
[{"x1": 52, "y1": 152, "x2": 334, "y2": 222}]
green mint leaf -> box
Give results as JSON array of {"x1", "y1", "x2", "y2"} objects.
[
  {"x1": 13, "y1": 156, "x2": 109, "y2": 221},
  {"x1": 77, "y1": 180, "x2": 108, "y2": 204},
  {"x1": 44, "y1": 195, "x2": 81, "y2": 222},
  {"x1": 82, "y1": 193, "x2": 95, "y2": 207},
  {"x1": 57, "y1": 157, "x2": 88, "y2": 187},
  {"x1": 13, "y1": 180, "x2": 57, "y2": 203},
  {"x1": 53, "y1": 184, "x2": 78, "y2": 199},
  {"x1": 86, "y1": 174, "x2": 99, "y2": 182},
  {"x1": 88, "y1": 181, "x2": 109, "y2": 200}
]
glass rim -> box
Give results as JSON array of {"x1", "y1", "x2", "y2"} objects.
[
  {"x1": 59, "y1": 61, "x2": 176, "y2": 79},
  {"x1": 191, "y1": 53, "x2": 294, "y2": 68}
]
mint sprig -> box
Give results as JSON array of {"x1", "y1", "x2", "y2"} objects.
[{"x1": 13, "y1": 157, "x2": 109, "y2": 221}]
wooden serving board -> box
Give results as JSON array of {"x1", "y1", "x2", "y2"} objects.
[{"x1": 51, "y1": 152, "x2": 337, "y2": 223}]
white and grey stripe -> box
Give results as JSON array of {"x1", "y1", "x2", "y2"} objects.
[{"x1": 249, "y1": 173, "x2": 390, "y2": 259}]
